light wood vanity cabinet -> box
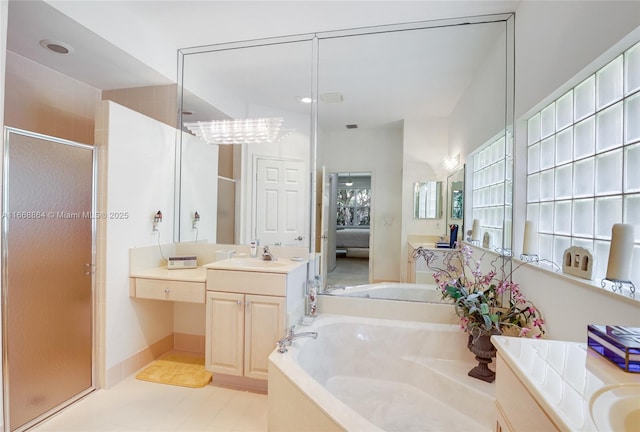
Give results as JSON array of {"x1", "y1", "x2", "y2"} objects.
[
  {"x1": 495, "y1": 353, "x2": 560, "y2": 432},
  {"x1": 131, "y1": 278, "x2": 205, "y2": 303},
  {"x1": 205, "y1": 269, "x2": 289, "y2": 381}
]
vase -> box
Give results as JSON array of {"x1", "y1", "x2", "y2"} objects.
[{"x1": 467, "y1": 330, "x2": 497, "y2": 383}]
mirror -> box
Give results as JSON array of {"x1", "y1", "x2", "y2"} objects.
[
  {"x1": 446, "y1": 167, "x2": 465, "y2": 245},
  {"x1": 176, "y1": 14, "x2": 515, "y2": 303},
  {"x1": 414, "y1": 181, "x2": 442, "y2": 219},
  {"x1": 177, "y1": 37, "x2": 314, "y2": 246}
]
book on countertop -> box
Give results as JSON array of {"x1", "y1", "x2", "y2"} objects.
[{"x1": 587, "y1": 325, "x2": 640, "y2": 373}]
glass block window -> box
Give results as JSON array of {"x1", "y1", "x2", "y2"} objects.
[
  {"x1": 526, "y1": 41, "x2": 640, "y2": 287},
  {"x1": 471, "y1": 131, "x2": 512, "y2": 250}
]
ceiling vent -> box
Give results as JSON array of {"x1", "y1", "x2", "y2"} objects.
[
  {"x1": 346, "y1": 124, "x2": 358, "y2": 129},
  {"x1": 320, "y1": 92, "x2": 344, "y2": 103}
]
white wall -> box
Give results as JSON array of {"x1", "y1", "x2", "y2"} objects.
[
  {"x1": 104, "y1": 101, "x2": 176, "y2": 370},
  {"x1": 514, "y1": 0, "x2": 640, "y2": 120},
  {"x1": 468, "y1": 244, "x2": 639, "y2": 342},
  {"x1": 318, "y1": 126, "x2": 403, "y2": 282},
  {"x1": 179, "y1": 131, "x2": 218, "y2": 243},
  {"x1": 449, "y1": 25, "x2": 507, "y2": 160},
  {"x1": 401, "y1": 117, "x2": 449, "y2": 281}
]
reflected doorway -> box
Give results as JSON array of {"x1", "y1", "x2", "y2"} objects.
[{"x1": 327, "y1": 172, "x2": 371, "y2": 287}]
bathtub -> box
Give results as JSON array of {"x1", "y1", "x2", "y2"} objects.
[
  {"x1": 268, "y1": 314, "x2": 496, "y2": 432},
  {"x1": 326, "y1": 282, "x2": 447, "y2": 303}
]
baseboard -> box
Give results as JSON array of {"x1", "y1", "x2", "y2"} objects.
[
  {"x1": 174, "y1": 332, "x2": 205, "y2": 354},
  {"x1": 212, "y1": 373, "x2": 268, "y2": 394},
  {"x1": 106, "y1": 332, "x2": 205, "y2": 388}
]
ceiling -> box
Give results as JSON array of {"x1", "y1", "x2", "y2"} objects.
[{"x1": 6, "y1": 0, "x2": 520, "y2": 130}]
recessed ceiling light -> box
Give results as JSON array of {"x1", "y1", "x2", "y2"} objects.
[
  {"x1": 296, "y1": 96, "x2": 313, "y2": 104},
  {"x1": 39, "y1": 39, "x2": 74, "y2": 54}
]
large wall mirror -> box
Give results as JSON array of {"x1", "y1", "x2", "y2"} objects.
[{"x1": 176, "y1": 13, "x2": 515, "y2": 303}]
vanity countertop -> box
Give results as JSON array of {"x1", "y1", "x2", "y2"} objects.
[
  {"x1": 492, "y1": 335, "x2": 640, "y2": 432},
  {"x1": 130, "y1": 266, "x2": 207, "y2": 282},
  {"x1": 409, "y1": 241, "x2": 447, "y2": 250},
  {"x1": 204, "y1": 257, "x2": 308, "y2": 274}
]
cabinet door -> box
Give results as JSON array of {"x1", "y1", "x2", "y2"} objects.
[
  {"x1": 206, "y1": 291, "x2": 244, "y2": 376},
  {"x1": 244, "y1": 294, "x2": 285, "y2": 380}
]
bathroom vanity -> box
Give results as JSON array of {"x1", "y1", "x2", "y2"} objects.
[
  {"x1": 129, "y1": 244, "x2": 310, "y2": 391},
  {"x1": 129, "y1": 266, "x2": 206, "y2": 303},
  {"x1": 407, "y1": 236, "x2": 450, "y2": 283},
  {"x1": 204, "y1": 257, "x2": 308, "y2": 389},
  {"x1": 492, "y1": 336, "x2": 640, "y2": 432}
]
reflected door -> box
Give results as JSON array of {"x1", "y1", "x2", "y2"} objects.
[
  {"x1": 2, "y1": 129, "x2": 95, "y2": 431},
  {"x1": 254, "y1": 158, "x2": 306, "y2": 247}
]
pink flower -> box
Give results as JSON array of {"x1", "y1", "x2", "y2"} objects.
[{"x1": 518, "y1": 327, "x2": 530, "y2": 337}]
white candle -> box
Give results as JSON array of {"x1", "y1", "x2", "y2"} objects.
[
  {"x1": 503, "y1": 220, "x2": 512, "y2": 246},
  {"x1": 606, "y1": 223, "x2": 634, "y2": 280},
  {"x1": 472, "y1": 219, "x2": 481, "y2": 241},
  {"x1": 522, "y1": 220, "x2": 536, "y2": 255}
]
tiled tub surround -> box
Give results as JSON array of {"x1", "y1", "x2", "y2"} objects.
[
  {"x1": 493, "y1": 336, "x2": 640, "y2": 432},
  {"x1": 326, "y1": 282, "x2": 446, "y2": 303},
  {"x1": 268, "y1": 314, "x2": 495, "y2": 432}
]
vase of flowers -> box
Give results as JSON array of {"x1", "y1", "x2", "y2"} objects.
[{"x1": 413, "y1": 244, "x2": 546, "y2": 382}]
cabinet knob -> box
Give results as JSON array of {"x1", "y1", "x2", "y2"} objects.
[
  {"x1": 237, "y1": 300, "x2": 242, "y2": 306},
  {"x1": 164, "y1": 289, "x2": 170, "y2": 294}
]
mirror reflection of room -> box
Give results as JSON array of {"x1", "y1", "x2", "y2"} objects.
[{"x1": 326, "y1": 172, "x2": 371, "y2": 287}]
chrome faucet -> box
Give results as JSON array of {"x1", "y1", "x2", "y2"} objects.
[
  {"x1": 262, "y1": 245, "x2": 276, "y2": 261},
  {"x1": 277, "y1": 326, "x2": 318, "y2": 353}
]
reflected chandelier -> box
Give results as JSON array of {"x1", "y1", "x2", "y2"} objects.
[{"x1": 184, "y1": 118, "x2": 291, "y2": 145}]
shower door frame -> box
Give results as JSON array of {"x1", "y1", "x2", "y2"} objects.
[{"x1": 1, "y1": 127, "x2": 97, "y2": 432}]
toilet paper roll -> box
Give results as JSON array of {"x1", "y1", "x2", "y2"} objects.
[{"x1": 606, "y1": 223, "x2": 634, "y2": 281}]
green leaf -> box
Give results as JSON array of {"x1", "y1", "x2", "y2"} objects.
[
  {"x1": 480, "y1": 303, "x2": 489, "y2": 314},
  {"x1": 446, "y1": 286, "x2": 461, "y2": 299}
]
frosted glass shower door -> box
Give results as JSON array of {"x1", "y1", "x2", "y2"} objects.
[{"x1": 2, "y1": 128, "x2": 95, "y2": 431}]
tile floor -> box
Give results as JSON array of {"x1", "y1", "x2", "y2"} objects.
[
  {"x1": 32, "y1": 375, "x2": 268, "y2": 432},
  {"x1": 326, "y1": 256, "x2": 369, "y2": 287}
]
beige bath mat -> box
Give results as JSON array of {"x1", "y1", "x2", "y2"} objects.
[{"x1": 135, "y1": 353, "x2": 212, "y2": 388}]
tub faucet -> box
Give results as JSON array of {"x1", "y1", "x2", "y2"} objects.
[
  {"x1": 277, "y1": 326, "x2": 318, "y2": 353},
  {"x1": 262, "y1": 245, "x2": 276, "y2": 261},
  {"x1": 323, "y1": 285, "x2": 345, "y2": 294}
]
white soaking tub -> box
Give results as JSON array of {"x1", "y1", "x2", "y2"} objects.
[
  {"x1": 268, "y1": 314, "x2": 496, "y2": 432},
  {"x1": 326, "y1": 282, "x2": 446, "y2": 302}
]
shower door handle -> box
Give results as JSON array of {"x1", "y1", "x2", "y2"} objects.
[{"x1": 84, "y1": 263, "x2": 95, "y2": 275}]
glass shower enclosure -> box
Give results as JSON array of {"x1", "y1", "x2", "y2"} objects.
[{"x1": 2, "y1": 128, "x2": 96, "y2": 431}]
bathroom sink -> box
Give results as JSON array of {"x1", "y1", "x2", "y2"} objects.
[{"x1": 589, "y1": 384, "x2": 640, "y2": 432}]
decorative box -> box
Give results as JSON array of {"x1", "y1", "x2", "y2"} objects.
[{"x1": 587, "y1": 325, "x2": 640, "y2": 373}]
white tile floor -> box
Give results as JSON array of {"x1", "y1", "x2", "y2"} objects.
[{"x1": 32, "y1": 375, "x2": 268, "y2": 432}]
